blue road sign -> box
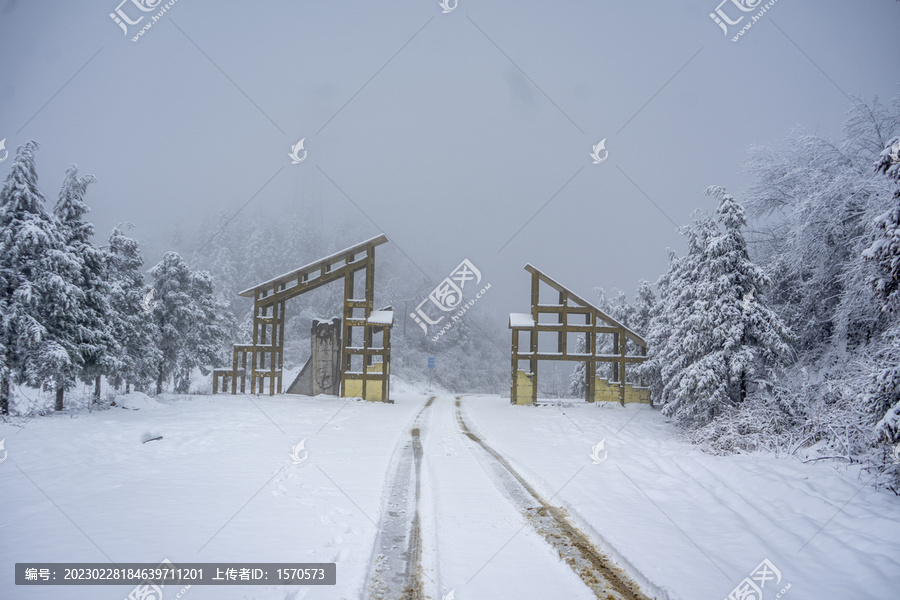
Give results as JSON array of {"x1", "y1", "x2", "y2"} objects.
[{"x1": 428, "y1": 357, "x2": 435, "y2": 369}]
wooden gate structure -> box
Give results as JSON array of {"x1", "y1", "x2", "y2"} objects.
[
  {"x1": 212, "y1": 234, "x2": 393, "y2": 402},
  {"x1": 508, "y1": 264, "x2": 650, "y2": 406}
]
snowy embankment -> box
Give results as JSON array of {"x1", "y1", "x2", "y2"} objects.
[{"x1": 1, "y1": 392, "x2": 899, "y2": 599}]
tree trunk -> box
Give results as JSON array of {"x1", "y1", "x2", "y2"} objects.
[
  {"x1": 156, "y1": 368, "x2": 164, "y2": 396},
  {"x1": 740, "y1": 371, "x2": 747, "y2": 403},
  {"x1": 55, "y1": 387, "x2": 64, "y2": 411},
  {"x1": 125, "y1": 381, "x2": 130, "y2": 395},
  {"x1": 0, "y1": 374, "x2": 9, "y2": 416},
  {"x1": 93, "y1": 375, "x2": 101, "y2": 403}
]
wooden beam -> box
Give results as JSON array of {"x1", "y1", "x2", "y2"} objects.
[
  {"x1": 238, "y1": 234, "x2": 388, "y2": 298},
  {"x1": 524, "y1": 264, "x2": 647, "y2": 347}
]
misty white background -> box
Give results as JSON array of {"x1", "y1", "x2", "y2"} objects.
[{"x1": 1, "y1": 0, "x2": 897, "y2": 315}]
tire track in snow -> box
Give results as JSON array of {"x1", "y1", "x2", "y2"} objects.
[
  {"x1": 455, "y1": 397, "x2": 652, "y2": 600},
  {"x1": 363, "y1": 396, "x2": 434, "y2": 600}
]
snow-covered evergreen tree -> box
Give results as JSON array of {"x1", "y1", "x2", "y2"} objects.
[
  {"x1": 177, "y1": 269, "x2": 232, "y2": 392},
  {"x1": 0, "y1": 141, "x2": 83, "y2": 412},
  {"x1": 641, "y1": 230, "x2": 706, "y2": 409},
  {"x1": 865, "y1": 137, "x2": 900, "y2": 311},
  {"x1": 149, "y1": 252, "x2": 230, "y2": 394},
  {"x1": 865, "y1": 137, "x2": 900, "y2": 445},
  {"x1": 150, "y1": 252, "x2": 195, "y2": 394},
  {"x1": 106, "y1": 225, "x2": 159, "y2": 393},
  {"x1": 53, "y1": 165, "x2": 117, "y2": 401},
  {"x1": 651, "y1": 189, "x2": 792, "y2": 425},
  {"x1": 632, "y1": 281, "x2": 655, "y2": 336}
]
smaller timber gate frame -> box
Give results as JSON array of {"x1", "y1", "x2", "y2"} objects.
[
  {"x1": 509, "y1": 264, "x2": 650, "y2": 406},
  {"x1": 212, "y1": 234, "x2": 393, "y2": 402}
]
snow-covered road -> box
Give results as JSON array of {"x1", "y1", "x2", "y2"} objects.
[
  {"x1": 362, "y1": 395, "x2": 634, "y2": 600},
  {"x1": 1, "y1": 391, "x2": 899, "y2": 599}
]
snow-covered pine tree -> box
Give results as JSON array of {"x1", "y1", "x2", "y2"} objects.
[
  {"x1": 0, "y1": 141, "x2": 83, "y2": 412},
  {"x1": 867, "y1": 137, "x2": 900, "y2": 445},
  {"x1": 865, "y1": 137, "x2": 900, "y2": 311},
  {"x1": 149, "y1": 252, "x2": 195, "y2": 394},
  {"x1": 610, "y1": 289, "x2": 641, "y2": 380},
  {"x1": 654, "y1": 189, "x2": 792, "y2": 425},
  {"x1": 177, "y1": 269, "x2": 232, "y2": 393},
  {"x1": 106, "y1": 225, "x2": 159, "y2": 393},
  {"x1": 54, "y1": 165, "x2": 117, "y2": 402},
  {"x1": 640, "y1": 245, "x2": 696, "y2": 408},
  {"x1": 149, "y1": 252, "x2": 230, "y2": 394},
  {"x1": 632, "y1": 280, "x2": 656, "y2": 343}
]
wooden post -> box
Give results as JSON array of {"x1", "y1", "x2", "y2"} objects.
[
  {"x1": 260, "y1": 300, "x2": 270, "y2": 395},
  {"x1": 341, "y1": 267, "x2": 354, "y2": 397},
  {"x1": 618, "y1": 328, "x2": 626, "y2": 406},
  {"x1": 362, "y1": 323, "x2": 369, "y2": 402},
  {"x1": 383, "y1": 325, "x2": 391, "y2": 403},
  {"x1": 558, "y1": 291, "x2": 566, "y2": 355},
  {"x1": 585, "y1": 312, "x2": 594, "y2": 403},
  {"x1": 530, "y1": 272, "x2": 540, "y2": 404},
  {"x1": 240, "y1": 348, "x2": 247, "y2": 393},
  {"x1": 510, "y1": 328, "x2": 519, "y2": 405},
  {"x1": 251, "y1": 292, "x2": 260, "y2": 394},
  {"x1": 277, "y1": 296, "x2": 286, "y2": 394},
  {"x1": 231, "y1": 346, "x2": 244, "y2": 394},
  {"x1": 365, "y1": 246, "x2": 375, "y2": 316}
]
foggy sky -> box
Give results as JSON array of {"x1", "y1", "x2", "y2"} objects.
[{"x1": 1, "y1": 0, "x2": 898, "y2": 328}]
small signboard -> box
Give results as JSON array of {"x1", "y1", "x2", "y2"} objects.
[{"x1": 427, "y1": 357, "x2": 435, "y2": 369}]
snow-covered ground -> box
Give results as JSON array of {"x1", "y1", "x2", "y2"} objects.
[{"x1": 1, "y1": 392, "x2": 898, "y2": 599}]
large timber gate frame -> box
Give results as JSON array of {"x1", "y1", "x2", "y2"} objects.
[
  {"x1": 509, "y1": 264, "x2": 650, "y2": 406},
  {"x1": 212, "y1": 234, "x2": 393, "y2": 402}
]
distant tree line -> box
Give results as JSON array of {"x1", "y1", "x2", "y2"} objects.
[{"x1": 0, "y1": 141, "x2": 231, "y2": 414}]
